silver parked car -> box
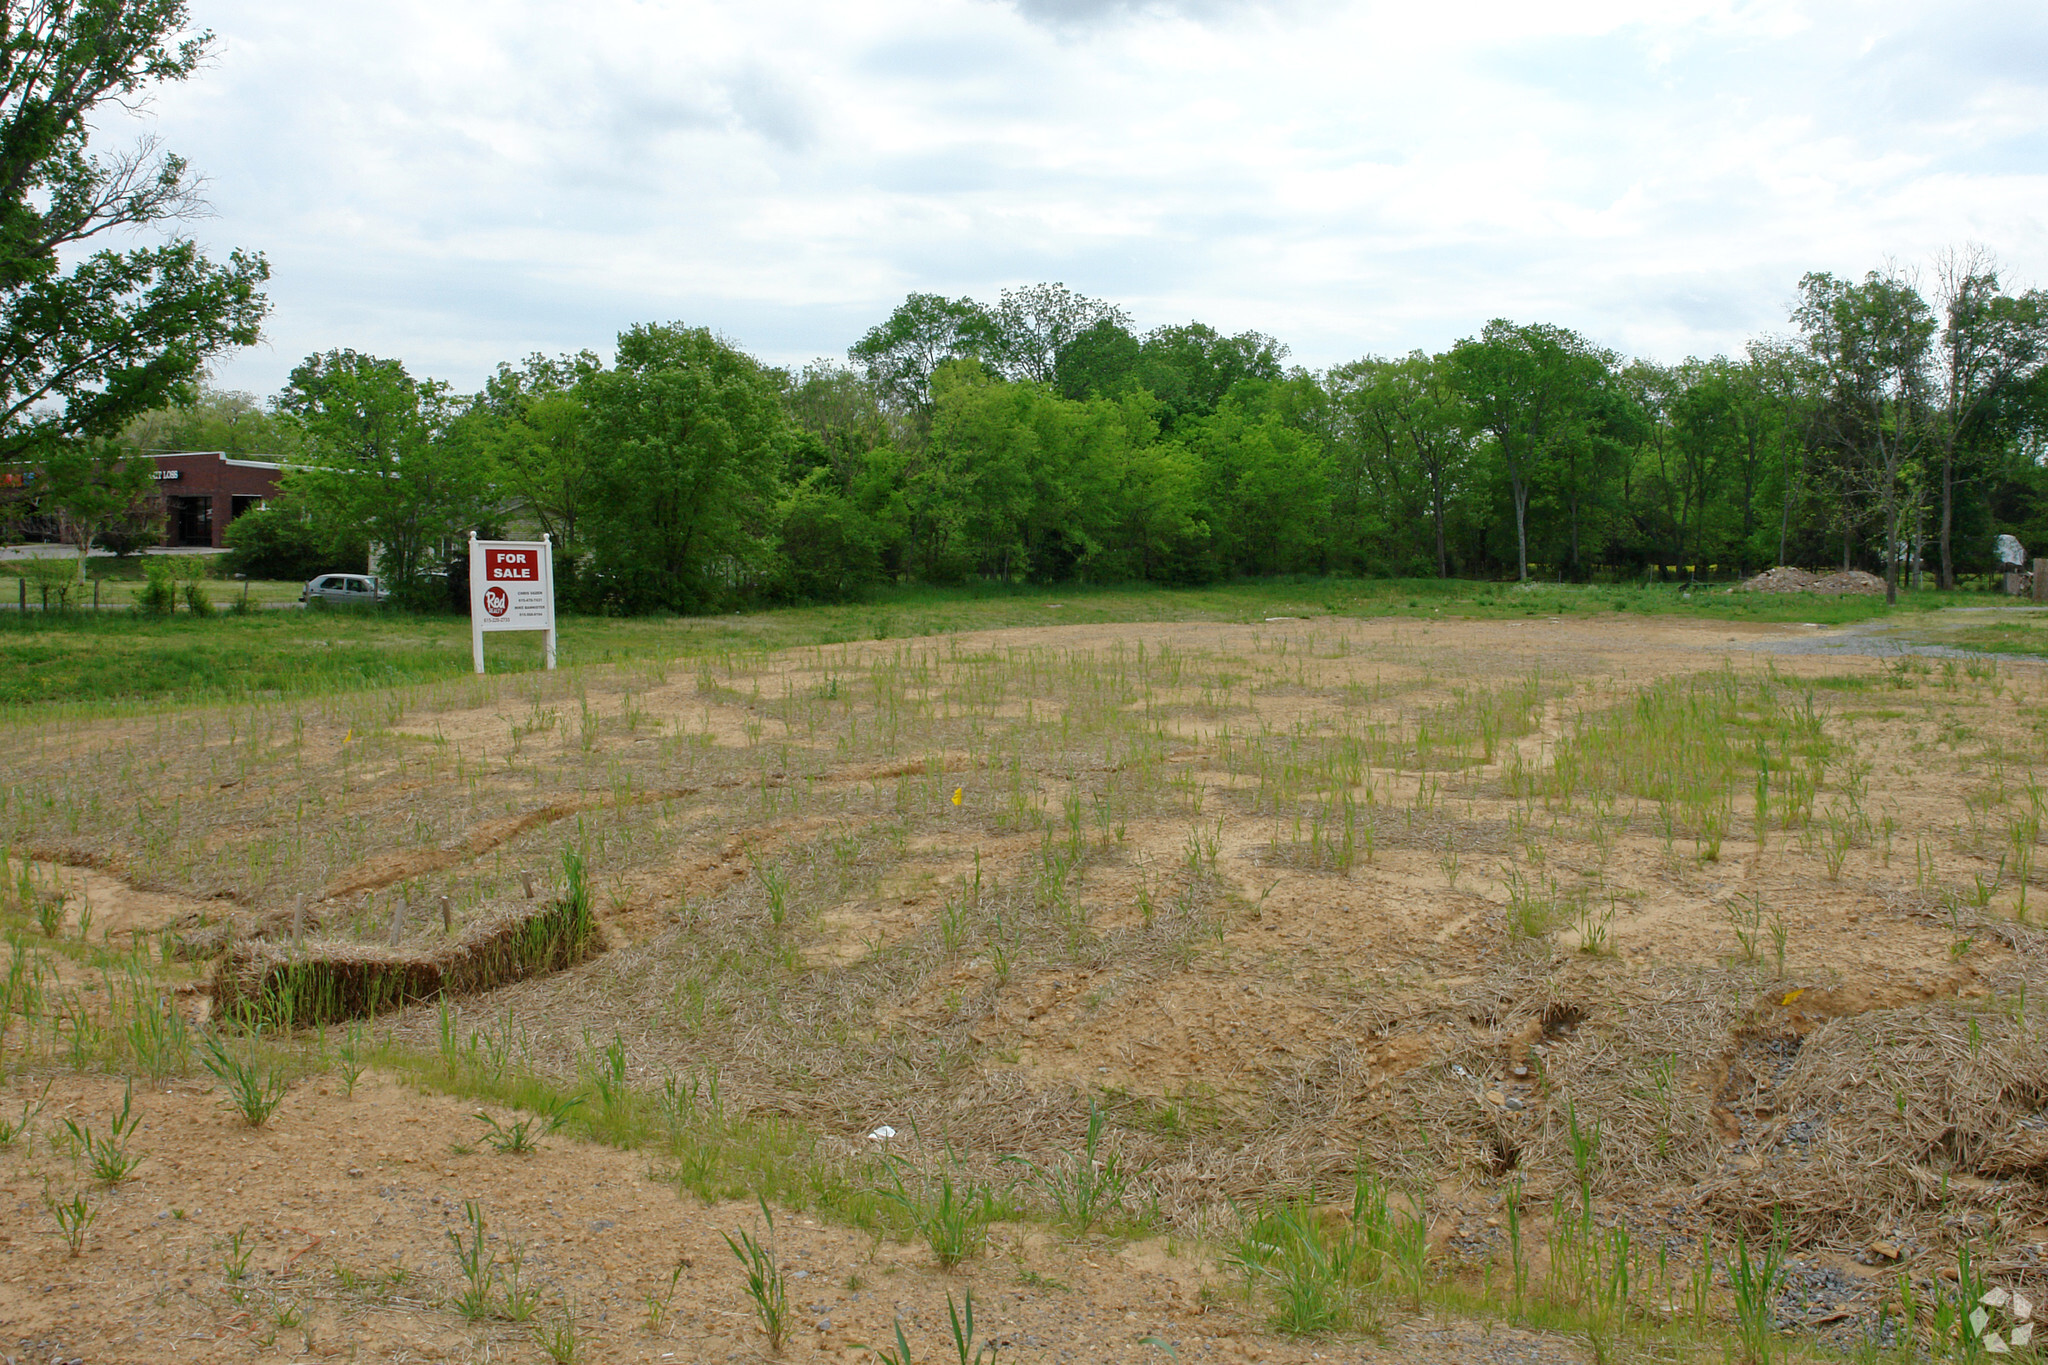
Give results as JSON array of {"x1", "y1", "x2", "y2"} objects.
[{"x1": 301, "y1": 573, "x2": 389, "y2": 605}]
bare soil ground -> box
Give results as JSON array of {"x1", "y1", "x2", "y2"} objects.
[
  {"x1": 0, "y1": 1069, "x2": 1579, "y2": 1365},
  {"x1": 3, "y1": 609, "x2": 2046, "y2": 1363}
]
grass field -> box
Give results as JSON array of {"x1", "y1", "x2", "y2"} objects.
[
  {"x1": 1, "y1": 582, "x2": 2044, "y2": 1363},
  {"x1": 0, "y1": 575, "x2": 1987, "y2": 712}
]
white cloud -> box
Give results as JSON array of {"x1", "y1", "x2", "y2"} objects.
[{"x1": 105, "y1": 0, "x2": 2048, "y2": 396}]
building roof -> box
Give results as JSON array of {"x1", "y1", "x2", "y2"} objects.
[{"x1": 149, "y1": 451, "x2": 292, "y2": 472}]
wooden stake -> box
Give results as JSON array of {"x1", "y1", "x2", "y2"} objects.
[
  {"x1": 519, "y1": 871, "x2": 535, "y2": 900},
  {"x1": 291, "y1": 894, "x2": 306, "y2": 946},
  {"x1": 440, "y1": 895, "x2": 452, "y2": 932},
  {"x1": 389, "y1": 893, "x2": 406, "y2": 946}
]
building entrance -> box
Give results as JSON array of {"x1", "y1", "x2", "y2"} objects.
[{"x1": 165, "y1": 495, "x2": 213, "y2": 547}]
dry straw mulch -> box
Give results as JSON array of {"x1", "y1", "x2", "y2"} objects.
[{"x1": 1695, "y1": 1002, "x2": 2048, "y2": 1247}]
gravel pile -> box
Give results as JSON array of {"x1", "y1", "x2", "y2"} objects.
[{"x1": 1738, "y1": 566, "x2": 1888, "y2": 595}]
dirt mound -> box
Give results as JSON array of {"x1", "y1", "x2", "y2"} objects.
[{"x1": 1739, "y1": 566, "x2": 1888, "y2": 595}]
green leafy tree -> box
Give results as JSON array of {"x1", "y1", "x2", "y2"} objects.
[
  {"x1": 1053, "y1": 317, "x2": 1142, "y2": 402},
  {"x1": 1324, "y1": 357, "x2": 1416, "y2": 575},
  {"x1": 276, "y1": 350, "x2": 488, "y2": 605},
  {"x1": 1547, "y1": 349, "x2": 1632, "y2": 579},
  {"x1": 1132, "y1": 323, "x2": 1288, "y2": 432},
  {"x1": 1928, "y1": 249, "x2": 2047, "y2": 587},
  {"x1": 987, "y1": 283, "x2": 1129, "y2": 386},
  {"x1": 91, "y1": 485, "x2": 164, "y2": 555},
  {"x1": 36, "y1": 437, "x2": 155, "y2": 564},
  {"x1": 580, "y1": 323, "x2": 790, "y2": 611},
  {"x1": 1448, "y1": 321, "x2": 1606, "y2": 581},
  {"x1": 1710, "y1": 348, "x2": 1800, "y2": 575},
  {"x1": 848, "y1": 294, "x2": 995, "y2": 416},
  {"x1": 123, "y1": 388, "x2": 300, "y2": 457},
  {"x1": 1092, "y1": 391, "x2": 1208, "y2": 582},
  {"x1": 1328, "y1": 352, "x2": 1474, "y2": 577},
  {"x1": 784, "y1": 361, "x2": 894, "y2": 462},
  {"x1": 0, "y1": 0, "x2": 268, "y2": 473},
  {"x1": 1733, "y1": 339, "x2": 1820, "y2": 570},
  {"x1": 774, "y1": 468, "x2": 884, "y2": 601},
  {"x1": 926, "y1": 361, "x2": 1049, "y2": 581},
  {"x1": 221, "y1": 493, "x2": 367, "y2": 581},
  {"x1": 895, "y1": 438, "x2": 967, "y2": 584},
  {"x1": 1666, "y1": 361, "x2": 1742, "y2": 580},
  {"x1": 1794, "y1": 270, "x2": 1937, "y2": 602},
  {"x1": 1980, "y1": 369, "x2": 2048, "y2": 559},
  {"x1": 1186, "y1": 390, "x2": 1330, "y2": 576},
  {"x1": 470, "y1": 352, "x2": 599, "y2": 556},
  {"x1": 926, "y1": 360, "x2": 1206, "y2": 584},
  {"x1": 776, "y1": 362, "x2": 905, "y2": 594},
  {"x1": 1619, "y1": 359, "x2": 1680, "y2": 573}
]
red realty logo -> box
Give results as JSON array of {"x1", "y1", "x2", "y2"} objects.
[{"x1": 483, "y1": 586, "x2": 509, "y2": 617}]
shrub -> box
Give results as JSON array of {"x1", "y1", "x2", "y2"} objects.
[
  {"x1": 135, "y1": 557, "x2": 215, "y2": 614},
  {"x1": 96, "y1": 499, "x2": 164, "y2": 556},
  {"x1": 223, "y1": 503, "x2": 367, "y2": 582},
  {"x1": 770, "y1": 471, "x2": 881, "y2": 604},
  {"x1": 13, "y1": 557, "x2": 83, "y2": 608},
  {"x1": 136, "y1": 562, "x2": 177, "y2": 615}
]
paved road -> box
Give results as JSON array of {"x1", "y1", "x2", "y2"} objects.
[{"x1": 0, "y1": 542, "x2": 225, "y2": 560}]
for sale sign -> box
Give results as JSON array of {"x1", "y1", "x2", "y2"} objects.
[
  {"x1": 468, "y1": 535, "x2": 556, "y2": 671},
  {"x1": 485, "y1": 547, "x2": 538, "y2": 582}
]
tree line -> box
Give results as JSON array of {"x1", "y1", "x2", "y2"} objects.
[{"x1": 20, "y1": 261, "x2": 2048, "y2": 613}]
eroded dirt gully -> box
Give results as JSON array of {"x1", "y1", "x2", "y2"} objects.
[{"x1": 3, "y1": 610, "x2": 2048, "y2": 1362}]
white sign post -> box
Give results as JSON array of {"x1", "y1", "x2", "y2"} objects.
[{"x1": 468, "y1": 534, "x2": 556, "y2": 673}]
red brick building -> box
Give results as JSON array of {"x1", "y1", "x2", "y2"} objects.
[{"x1": 150, "y1": 452, "x2": 286, "y2": 548}]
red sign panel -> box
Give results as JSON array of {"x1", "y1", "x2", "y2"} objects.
[
  {"x1": 483, "y1": 585, "x2": 509, "y2": 617},
  {"x1": 485, "y1": 549, "x2": 538, "y2": 581}
]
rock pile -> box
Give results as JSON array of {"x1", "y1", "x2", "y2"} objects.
[{"x1": 1738, "y1": 566, "x2": 1888, "y2": 595}]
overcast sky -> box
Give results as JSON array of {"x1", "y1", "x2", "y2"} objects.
[{"x1": 120, "y1": 0, "x2": 2048, "y2": 397}]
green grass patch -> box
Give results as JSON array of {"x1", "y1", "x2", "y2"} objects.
[
  {"x1": 0, "y1": 609, "x2": 488, "y2": 710},
  {"x1": 382, "y1": 1042, "x2": 878, "y2": 1218},
  {"x1": 0, "y1": 575, "x2": 1966, "y2": 714},
  {"x1": 1930, "y1": 619, "x2": 2048, "y2": 658}
]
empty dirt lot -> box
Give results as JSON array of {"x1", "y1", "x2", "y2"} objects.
[{"x1": 1, "y1": 607, "x2": 2044, "y2": 1362}]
